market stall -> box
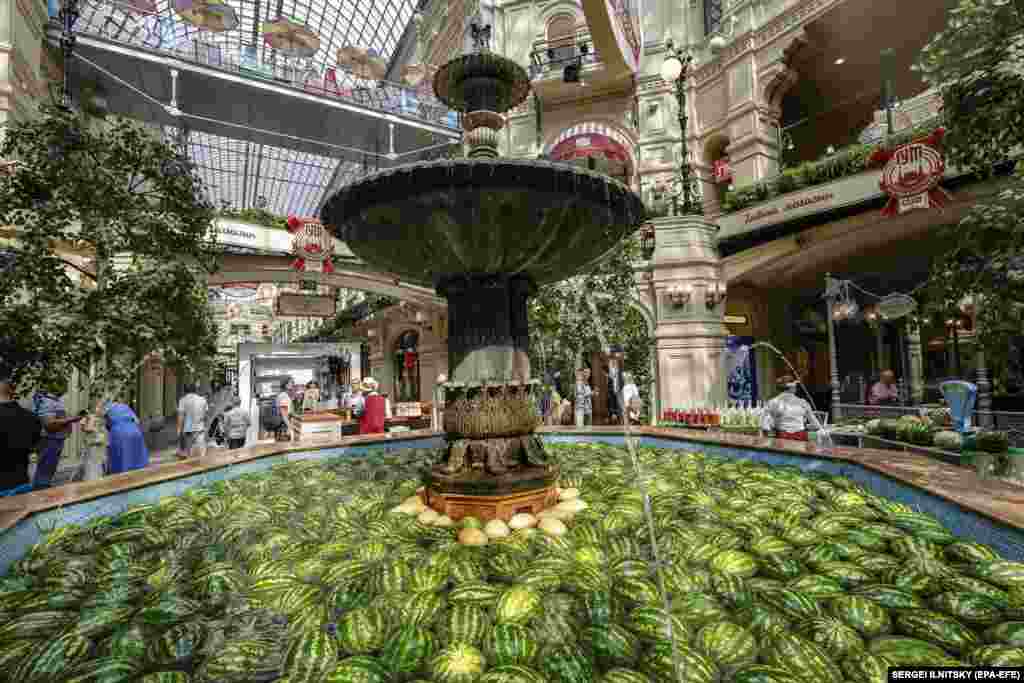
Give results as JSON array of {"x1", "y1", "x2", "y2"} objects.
[{"x1": 238, "y1": 341, "x2": 361, "y2": 443}]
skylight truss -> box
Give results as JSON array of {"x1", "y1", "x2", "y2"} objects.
[{"x1": 170, "y1": 127, "x2": 371, "y2": 218}]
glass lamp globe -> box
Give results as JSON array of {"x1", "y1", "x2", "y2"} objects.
[{"x1": 661, "y1": 55, "x2": 684, "y2": 82}]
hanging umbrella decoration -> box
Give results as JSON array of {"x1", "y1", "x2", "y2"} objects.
[
  {"x1": 173, "y1": 0, "x2": 238, "y2": 31},
  {"x1": 287, "y1": 215, "x2": 336, "y2": 274},
  {"x1": 337, "y1": 45, "x2": 387, "y2": 81},
  {"x1": 262, "y1": 15, "x2": 320, "y2": 74}
]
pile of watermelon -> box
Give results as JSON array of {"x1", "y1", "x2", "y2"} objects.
[{"x1": 2, "y1": 441, "x2": 1024, "y2": 683}]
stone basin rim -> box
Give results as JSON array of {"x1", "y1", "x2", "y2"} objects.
[{"x1": 320, "y1": 157, "x2": 644, "y2": 217}]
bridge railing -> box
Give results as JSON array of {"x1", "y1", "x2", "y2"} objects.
[{"x1": 61, "y1": 0, "x2": 461, "y2": 130}]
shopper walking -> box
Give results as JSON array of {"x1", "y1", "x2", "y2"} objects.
[
  {"x1": 574, "y1": 368, "x2": 596, "y2": 428},
  {"x1": 176, "y1": 383, "x2": 209, "y2": 459},
  {"x1": 622, "y1": 372, "x2": 641, "y2": 425},
  {"x1": 276, "y1": 377, "x2": 295, "y2": 441},
  {"x1": 223, "y1": 397, "x2": 251, "y2": 451},
  {"x1": 32, "y1": 377, "x2": 81, "y2": 488},
  {"x1": 0, "y1": 378, "x2": 43, "y2": 493},
  {"x1": 103, "y1": 400, "x2": 149, "y2": 474}
]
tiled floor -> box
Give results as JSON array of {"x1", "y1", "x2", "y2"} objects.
[{"x1": 3, "y1": 425, "x2": 1022, "y2": 535}]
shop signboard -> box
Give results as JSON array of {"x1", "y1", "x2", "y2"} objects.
[
  {"x1": 724, "y1": 336, "x2": 758, "y2": 404},
  {"x1": 875, "y1": 129, "x2": 950, "y2": 217},
  {"x1": 276, "y1": 293, "x2": 335, "y2": 318}
]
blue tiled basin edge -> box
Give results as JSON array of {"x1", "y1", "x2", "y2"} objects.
[{"x1": 2, "y1": 433, "x2": 1022, "y2": 577}]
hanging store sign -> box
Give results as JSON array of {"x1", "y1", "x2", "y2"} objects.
[
  {"x1": 713, "y1": 158, "x2": 733, "y2": 184},
  {"x1": 276, "y1": 293, "x2": 336, "y2": 318},
  {"x1": 287, "y1": 216, "x2": 336, "y2": 274},
  {"x1": 874, "y1": 128, "x2": 951, "y2": 217}
]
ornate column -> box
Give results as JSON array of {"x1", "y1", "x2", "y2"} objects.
[
  {"x1": 906, "y1": 324, "x2": 925, "y2": 405},
  {"x1": 651, "y1": 214, "x2": 729, "y2": 414},
  {"x1": 825, "y1": 274, "x2": 842, "y2": 422}
]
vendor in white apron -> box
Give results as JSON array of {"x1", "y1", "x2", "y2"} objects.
[{"x1": 760, "y1": 375, "x2": 816, "y2": 442}]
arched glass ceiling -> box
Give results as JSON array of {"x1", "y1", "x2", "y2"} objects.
[
  {"x1": 171, "y1": 127, "x2": 377, "y2": 218},
  {"x1": 80, "y1": 0, "x2": 419, "y2": 87}
]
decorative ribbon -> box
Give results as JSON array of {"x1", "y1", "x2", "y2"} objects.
[{"x1": 880, "y1": 185, "x2": 953, "y2": 217}]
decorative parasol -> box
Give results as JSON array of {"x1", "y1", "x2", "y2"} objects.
[
  {"x1": 124, "y1": 0, "x2": 158, "y2": 15},
  {"x1": 173, "y1": 0, "x2": 238, "y2": 32},
  {"x1": 337, "y1": 46, "x2": 387, "y2": 81},
  {"x1": 401, "y1": 63, "x2": 435, "y2": 89},
  {"x1": 262, "y1": 15, "x2": 320, "y2": 59}
]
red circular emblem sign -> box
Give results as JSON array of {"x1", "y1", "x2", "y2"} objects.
[{"x1": 880, "y1": 143, "x2": 945, "y2": 198}]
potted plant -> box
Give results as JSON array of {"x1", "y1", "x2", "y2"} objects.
[{"x1": 973, "y1": 430, "x2": 1010, "y2": 479}]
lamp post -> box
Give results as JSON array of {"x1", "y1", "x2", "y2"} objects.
[
  {"x1": 58, "y1": 0, "x2": 81, "y2": 110},
  {"x1": 660, "y1": 39, "x2": 699, "y2": 216}
]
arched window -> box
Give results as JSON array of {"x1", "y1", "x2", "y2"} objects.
[
  {"x1": 547, "y1": 14, "x2": 576, "y2": 63},
  {"x1": 703, "y1": 0, "x2": 723, "y2": 36},
  {"x1": 393, "y1": 330, "x2": 421, "y2": 403}
]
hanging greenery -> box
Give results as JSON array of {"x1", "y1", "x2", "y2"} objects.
[
  {"x1": 914, "y1": 0, "x2": 1024, "y2": 392},
  {"x1": 528, "y1": 232, "x2": 654, "y2": 413},
  {"x1": 0, "y1": 104, "x2": 220, "y2": 402}
]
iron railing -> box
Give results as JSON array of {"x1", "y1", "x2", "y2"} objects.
[
  {"x1": 835, "y1": 403, "x2": 1024, "y2": 448},
  {"x1": 61, "y1": 1, "x2": 460, "y2": 129},
  {"x1": 528, "y1": 30, "x2": 600, "y2": 79}
]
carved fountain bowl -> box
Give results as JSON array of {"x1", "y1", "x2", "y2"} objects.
[{"x1": 319, "y1": 158, "x2": 645, "y2": 287}]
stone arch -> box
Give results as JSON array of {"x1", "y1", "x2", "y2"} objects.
[
  {"x1": 544, "y1": 119, "x2": 640, "y2": 187},
  {"x1": 538, "y1": 3, "x2": 585, "y2": 34},
  {"x1": 627, "y1": 293, "x2": 659, "y2": 425},
  {"x1": 759, "y1": 33, "x2": 808, "y2": 113}
]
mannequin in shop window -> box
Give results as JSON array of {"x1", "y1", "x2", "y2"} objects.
[
  {"x1": 358, "y1": 377, "x2": 386, "y2": 435},
  {"x1": 760, "y1": 375, "x2": 816, "y2": 441}
]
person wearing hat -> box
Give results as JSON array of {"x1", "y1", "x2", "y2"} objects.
[
  {"x1": 760, "y1": 375, "x2": 816, "y2": 441},
  {"x1": 358, "y1": 377, "x2": 386, "y2": 435}
]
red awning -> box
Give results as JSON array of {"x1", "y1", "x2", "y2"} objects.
[{"x1": 550, "y1": 133, "x2": 631, "y2": 168}]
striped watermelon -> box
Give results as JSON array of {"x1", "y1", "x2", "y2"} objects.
[
  {"x1": 583, "y1": 623, "x2": 641, "y2": 667},
  {"x1": 709, "y1": 549, "x2": 758, "y2": 578},
  {"x1": 446, "y1": 604, "x2": 490, "y2": 646},
  {"x1": 970, "y1": 644, "x2": 1024, "y2": 666},
  {"x1": 600, "y1": 668, "x2": 652, "y2": 683},
  {"x1": 486, "y1": 623, "x2": 540, "y2": 666},
  {"x1": 381, "y1": 625, "x2": 437, "y2": 676},
  {"x1": 284, "y1": 628, "x2": 340, "y2": 683},
  {"x1": 830, "y1": 595, "x2": 892, "y2": 638},
  {"x1": 496, "y1": 586, "x2": 542, "y2": 624},
  {"x1": 539, "y1": 643, "x2": 595, "y2": 683},
  {"x1": 59, "y1": 656, "x2": 141, "y2": 683},
  {"x1": 946, "y1": 542, "x2": 1000, "y2": 564},
  {"x1": 930, "y1": 591, "x2": 1003, "y2": 625},
  {"x1": 694, "y1": 621, "x2": 759, "y2": 670},
  {"x1": 403, "y1": 590, "x2": 446, "y2": 627},
  {"x1": 840, "y1": 653, "x2": 891, "y2": 683},
  {"x1": 760, "y1": 589, "x2": 822, "y2": 621},
  {"x1": 971, "y1": 561, "x2": 1024, "y2": 589},
  {"x1": 326, "y1": 655, "x2": 390, "y2": 683},
  {"x1": 450, "y1": 582, "x2": 501, "y2": 605},
  {"x1": 640, "y1": 640, "x2": 718, "y2": 683},
  {"x1": 624, "y1": 606, "x2": 690, "y2": 643},
  {"x1": 894, "y1": 610, "x2": 978, "y2": 654},
  {"x1": 983, "y1": 621, "x2": 1024, "y2": 646},
  {"x1": 731, "y1": 664, "x2": 802, "y2": 683},
  {"x1": 337, "y1": 607, "x2": 390, "y2": 655},
  {"x1": 868, "y1": 636, "x2": 961, "y2": 665},
  {"x1": 135, "y1": 673, "x2": 190, "y2": 683},
  {"x1": 14, "y1": 632, "x2": 92, "y2": 681},
  {"x1": 431, "y1": 643, "x2": 487, "y2": 683},
  {"x1": 787, "y1": 574, "x2": 844, "y2": 599},
  {"x1": 796, "y1": 617, "x2": 865, "y2": 658},
  {"x1": 853, "y1": 585, "x2": 925, "y2": 610},
  {"x1": 479, "y1": 664, "x2": 548, "y2": 683},
  {"x1": 763, "y1": 633, "x2": 843, "y2": 683}
]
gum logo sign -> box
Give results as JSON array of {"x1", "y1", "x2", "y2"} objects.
[{"x1": 873, "y1": 127, "x2": 951, "y2": 216}]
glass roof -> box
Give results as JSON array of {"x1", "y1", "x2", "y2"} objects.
[
  {"x1": 85, "y1": 0, "x2": 419, "y2": 84},
  {"x1": 174, "y1": 127, "x2": 372, "y2": 218}
]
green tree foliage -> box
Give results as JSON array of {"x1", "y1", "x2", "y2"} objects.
[
  {"x1": 0, "y1": 105, "x2": 220, "y2": 400},
  {"x1": 529, "y1": 234, "x2": 653, "y2": 413},
  {"x1": 914, "y1": 0, "x2": 1024, "y2": 386}
]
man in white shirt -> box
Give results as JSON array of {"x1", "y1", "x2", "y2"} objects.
[
  {"x1": 276, "y1": 378, "x2": 294, "y2": 441},
  {"x1": 177, "y1": 383, "x2": 208, "y2": 459},
  {"x1": 621, "y1": 372, "x2": 641, "y2": 425},
  {"x1": 760, "y1": 376, "x2": 816, "y2": 441}
]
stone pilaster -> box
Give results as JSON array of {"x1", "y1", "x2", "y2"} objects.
[
  {"x1": 651, "y1": 214, "x2": 729, "y2": 414},
  {"x1": 906, "y1": 325, "x2": 925, "y2": 405}
]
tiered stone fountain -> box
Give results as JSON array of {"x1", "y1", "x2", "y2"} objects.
[{"x1": 321, "y1": 24, "x2": 643, "y2": 522}]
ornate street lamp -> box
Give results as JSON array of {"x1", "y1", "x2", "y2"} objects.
[
  {"x1": 58, "y1": 0, "x2": 81, "y2": 110},
  {"x1": 660, "y1": 38, "x2": 700, "y2": 216}
]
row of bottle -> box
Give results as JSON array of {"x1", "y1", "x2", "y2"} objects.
[{"x1": 661, "y1": 403, "x2": 766, "y2": 428}]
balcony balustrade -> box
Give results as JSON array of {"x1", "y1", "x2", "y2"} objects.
[
  {"x1": 59, "y1": 0, "x2": 460, "y2": 130},
  {"x1": 528, "y1": 30, "x2": 601, "y2": 81}
]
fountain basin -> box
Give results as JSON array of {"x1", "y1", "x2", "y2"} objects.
[{"x1": 320, "y1": 158, "x2": 645, "y2": 287}]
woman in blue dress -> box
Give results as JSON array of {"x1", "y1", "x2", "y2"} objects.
[{"x1": 104, "y1": 401, "x2": 150, "y2": 474}]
